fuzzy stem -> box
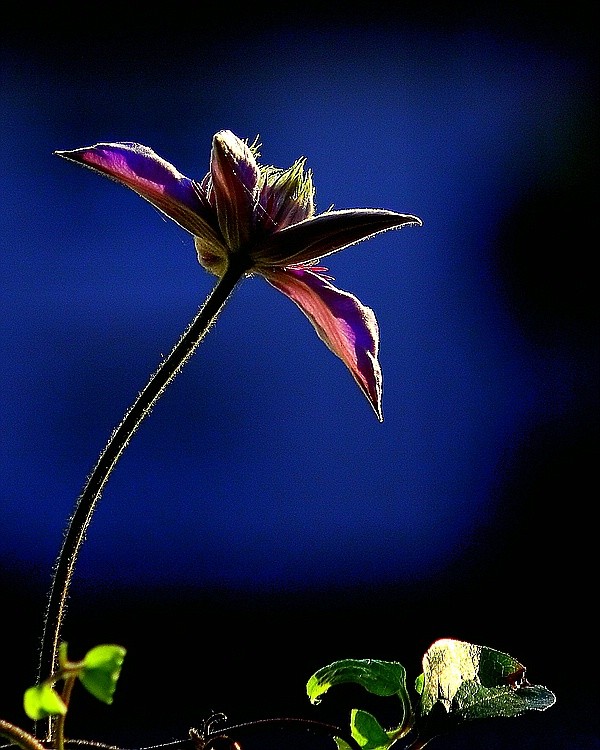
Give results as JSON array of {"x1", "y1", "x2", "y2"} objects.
[
  {"x1": 0, "y1": 721, "x2": 48, "y2": 750},
  {"x1": 37, "y1": 258, "x2": 249, "y2": 741}
]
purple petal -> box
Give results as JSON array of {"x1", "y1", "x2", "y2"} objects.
[
  {"x1": 252, "y1": 208, "x2": 422, "y2": 267},
  {"x1": 55, "y1": 143, "x2": 223, "y2": 245},
  {"x1": 210, "y1": 130, "x2": 260, "y2": 250},
  {"x1": 262, "y1": 266, "x2": 383, "y2": 420}
]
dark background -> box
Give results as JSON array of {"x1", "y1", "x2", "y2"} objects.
[{"x1": 1, "y1": 2, "x2": 598, "y2": 748}]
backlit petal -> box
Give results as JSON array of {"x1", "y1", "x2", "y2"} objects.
[
  {"x1": 210, "y1": 130, "x2": 260, "y2": 250},
  {"x1": 55, "y1": 143, "x2": 222, "y2": 244},
  {"x1": 262, "y1": 267, "x2": 383, "y2": 420},
  {"x1": 253, "y1": 208, "x2": 422, "y2": 267}
]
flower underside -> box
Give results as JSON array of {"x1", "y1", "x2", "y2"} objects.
[{"x1": 55, "y1": 130, "x2": 422, "y2": 420}]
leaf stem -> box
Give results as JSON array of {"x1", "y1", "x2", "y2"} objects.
[
  {"x1": 54, "y1": 674, "x2": 77, "y2": 750},
  {"x1": 37, "y1": 257, "x2": 249, "y2": 741}
]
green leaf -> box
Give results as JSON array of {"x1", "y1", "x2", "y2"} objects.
[
  {"x1": 350, "y1": 708, "x2": 394, "y2": 750},
  {"x1": 308, "y1": 658, "x2": 414, "y2": 749},
  {"x1": 23, "y1": 684, "x2": 67, "y2": 720},
  {"x1": 418, "y1": 638, "x2": 556, "y2": 733},
  {"x1": 414, "y1": 672, "x2": 424, "y2": 695},
  {"x1": 333, "y1": 739, "x2": 354, "y2": 750},
  {"x1": 79, "y1": 644, "x2": 126, "y2": 704},
  {"x1": 447, "y1": 681, "x2": 557, "y2": 720},
  {"x1": 307, "y1": 658, "x2": 408, "y2": 703}
]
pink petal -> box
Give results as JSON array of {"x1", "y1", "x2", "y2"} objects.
[
  {"x1": 262, "y1": 266, "x2": 383, "y2": 420},
  {"x1": 253, "y1": 208, "x2": 422, "y2": 267},
  {"x1": 55, "y1": 143, "x2": 223, "y2": 247}
]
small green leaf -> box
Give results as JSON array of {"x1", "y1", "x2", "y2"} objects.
[
  {"x1": 307, "y1": 659, "x2": 408, "y2": 704},
  {"x1": 79, "y1": 644, "x2": 126, "y2": 704},
  {"x1": 414, "y1": 673, "x2": 424, "y2": 695},
  {"x1": 333, "y1": 739, "x2": 354, "y2": 750},
  {"x1": 23, "y1": 684, "x2": 67, "y2": 720},
  {"x1": 58, "y1": 642, "x2": 69, "y2": 668},
  {"x1": 350, "y1": 708, "x2": 393, "y2": 750}
]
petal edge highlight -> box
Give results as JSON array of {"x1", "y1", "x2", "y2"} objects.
[
  {"x1": 263, "y1": 267, "x2": 383, "y2": 420},
  {"x1": 55, "y1": 143, "x2": 222, "y2": 243},
  {"x1": 253, "y1": 208, "x2": 422, "y2": 267}
]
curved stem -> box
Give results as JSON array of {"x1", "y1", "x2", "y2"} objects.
[
  {"x1": 37, "y1": 258, "x2": 249, "y2": 740},
  {"x1": 0, "y1": 721, "x2": 47, "y2": 750},
  {"x1": 206, "y1": 717, "x2": 364, "y2": 750}
]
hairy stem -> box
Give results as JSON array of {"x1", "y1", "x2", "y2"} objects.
[
  {"x1": 37, "y1": 258, "x2": 249, "y2": 740},
  {"x1": 0, "y1": 721, "x2": 47, "y2": 750}
]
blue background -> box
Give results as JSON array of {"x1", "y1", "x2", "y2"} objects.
[{"x1": 1, "y1": 4, "x2": 597, "y2": 748}]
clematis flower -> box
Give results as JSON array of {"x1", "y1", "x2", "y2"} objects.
[{"x1": 55, "y1": 131, "x2": 421, "y2": 420}]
